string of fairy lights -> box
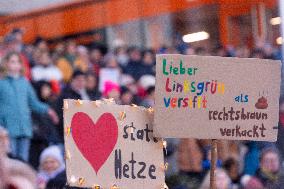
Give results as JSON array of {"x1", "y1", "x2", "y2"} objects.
[{"x1": 63, "y1": 99, "x2": 169, "y2": 189}]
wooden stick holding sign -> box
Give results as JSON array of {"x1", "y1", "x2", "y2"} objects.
[{"x1": 210, "y1": 139, "x2": 218, "y2": 189}]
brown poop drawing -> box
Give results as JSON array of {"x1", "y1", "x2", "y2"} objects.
[{"x1": 255, "y1": 96, "x2": 268, "y2": 109}]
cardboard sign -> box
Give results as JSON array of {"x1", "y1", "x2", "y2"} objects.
[
  {"x1": 154, "y1": 55, "x2": 281, "y2": 141},
  {"x1": 64, "y1": 99, "x2": 164, "y2": 188}
]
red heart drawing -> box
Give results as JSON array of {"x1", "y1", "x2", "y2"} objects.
[{"x1": 71, "y1": 112, "x2": 118, "y2": 174}]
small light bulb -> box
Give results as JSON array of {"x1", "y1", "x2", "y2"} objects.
[
  {"x1": 78, "y1": 177, "x2": 85, "y2": 186},
  {"x1": 65, "y1": 126, "x2": 71, "y2": 136},
  {"x1": 161, "y1": 183, "x2": 169, "y2": 189},
  {"x1": 164, "y1": 162, "x2": 169, "y2": 171},
  {"x1": 163, "y1": 140, "x2": 167, "y2": 148},
  {"x1": 111, "y1": 184, "x2": 119, "y2": 189},
  {"x1": 129, "y1": 127, "x2": 134, "y2": 134},
  {"x1": 147, "y1": 107, "x2": 154, "y2": 113},
  {"x1": 96, "y1": 101, "x2": 102, "y2": 107},
  {"x1": 93, "y1": 184, "x2": 100, "y2": 189},
  {"x1": 65, "y1": 150, "x2": 71, "y2": 160},
  {"x1": 76, "y1": 99, "x2": 83, "y2": 106},
  {"x1": 131, "y1": 104, "x2": 138, "y2": 108},
  {"x1": 64, "y1": 101, "x2": 69, "y2": 110},
  {"x1": 70, "y1": 175, "x2": 76, "y2": 183},
  {"x1": 119, "y1": 111, "x2": 126, "y2": 121}
]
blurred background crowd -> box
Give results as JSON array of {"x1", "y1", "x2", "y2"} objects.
[
  {"x1": 0, "y1": 26, "x2": 283, "y2": 189},
  {"x1": 0, "y1": 0, "x2": 284, "y2": 189}
]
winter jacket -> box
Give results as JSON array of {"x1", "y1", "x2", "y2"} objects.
[{"x1": 0, "y1": 76, "x2": 48, "y2": 138}]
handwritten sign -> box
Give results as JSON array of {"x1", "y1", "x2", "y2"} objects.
[
  {"x1": 64, "y1": 99, "x2": 164, "y2": 188},
  {"x1": 154, "y1": 55, "x2": 281, "y2": 141}
]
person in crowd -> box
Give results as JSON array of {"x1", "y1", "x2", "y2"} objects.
[
  {"x1": 91, "y1": 32, "x2": 108, "y2": 55},
  {"x1": 55, "y1": 70, "x2": 90, "y2": 139},
  {"x1": 56, "y1": 40, "x2": 88, "y2": 83},
  {"x1": 115, "y1": 46, "x2": 129, "y2": 67},
  {"x1": 213, "y1": 45, "x2": 227, "y2": 57},
  {"x1": 33, "y1": 37, "x2": 49, "y2": 52},
  {"x1": 138, "y1": 49, "x2": 155, "y2": 77},
  {"x1": 57, "y1": 70, "x2": 90, "y2": 101},
  {"x1": 246, "y1": 147, "x2": 284, "y2": 188},
  {"x1": 120, "y1": 74, "x2": 141, "y2": 104},
  {"x1": 52, "y1": 41, "x2": 65, "y2": 62},
  {"x1": 177, "y1": 138, "x2": 204, "y2": 182},
  {"x1": 23, "y1": 44, "x2": 35, "y2": 67},
  {"x1": 199, "y1": 168, "x2": 232, "y2": 189},
  {"x1": 241, "y1": 175, "x2": 264, "y2": 189},
  {"x1": 123, "y1": 46, "x2": 142, "y2": 80},
  {"x1": 0, "y1": 126, "x2": 37, "y2": 189},
  {"x1": 140, "y1": 85, "x2": 155, "y2": 108},
  {"x1": 89, "y1": 47, "x2": 103, "y2": 75},
  {"x1": 165, "y1": 138, "x2": 180, "y2": 178},
  {"x1": 223, "y1": 158, "x2": 241, "y2": 189},
  {"x1": 31, "y1": 50, "x2": 62, "y2": 82},
  {"x1": 86, "y1": 72, "x2": 101, "y2": 100},
  {"x1": 10, "y1": 28, "x2": 25, "y2": 53},
  {"x1": 185, "y1": 46, "x2": 196, "y2": 55},
  {"x1": 243, "y1": 142, "x2": 260, "y2": 175},
  {"x1": 5, "y1": 158, "x2": 37, "y2": 189},
  {"x1": 195, "y1": 47, "x2": 208, "y2": 56},
  {"x1": 37, "y1": 145, "x2": 65, "y2": 189},
  {"x1": 277, "y1": 99, "x2": 284, "y2": 159},
  {"x1": 250, "y1": 48, "x2": 265, "y2": 59},
  {"x1": 263, "y1": 43, "x2": 274, "y2": 59},
  {"x1": 104, "y1": 54, "x2": 122, "y2": 71},
  {"x1": 103, "y1": 81, "x2": 121, "y2": 103},
  {"x1": 235, "y1": 46, "x2": 250, "y2": 58},
  {"x1": 30, "y1": 81, "x2": 61, "y2": 168},
  {"x1": 138, "y1": 74, "x2": 155, "y2": 102},
  {"x1": 77, "y1": 45, "x2": 91, "y2": 69},
  {"x1": 0, "y1": 51, "x2": 58, "y2": 162},
  {"x1": 120, "y1": 86, "x2": 134, "y2": 105},
  {"x1": 3, "y1": 32, "x2": 32, "y2": 80}
]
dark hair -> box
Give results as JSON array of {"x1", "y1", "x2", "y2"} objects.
[
  {"x1": 121, "y1": 86, "x2": 132, "y2": 96},
  {"x1": 223, "y1": 157, "x2": 238, "y2": 171},
  {"x1": 146, "y1": 86, "x2": 155, "y2": 95},
  {"x1": 250, "y1": 48, "x2": 264, "y2": 58},
  {"x1": 33, "y1": 80, "x2": 52, "y2": 101},
  {"x1": 11, "y1": 28, "x2": 23, "y2": 34},
  {"x1": 127, "y1": 46, "x2": 140, "y2": 54},
  {"x1": 72, "y1": 70, "x2": 85, "y2": 79},
  {"x1": 142, "y1": 49, "x2": 154, "y2": 57},
  {"x1": 195, "y1": 47, "x2": 206, "y2": 55},
  {"x1": 33, "y1": 36, "x2": 46, "y2": 46}
]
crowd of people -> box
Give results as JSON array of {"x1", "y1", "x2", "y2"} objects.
[{"x1": 0, "y1": 28, "x2": 283, "y2": 189}]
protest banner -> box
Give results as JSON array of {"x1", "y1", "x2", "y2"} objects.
[
  {"x1": 154, "y1": 55, "x2": 281, "y2": 142},
  {"x1": 63, "y1": 99, "x2": 164, "y2": 188}
]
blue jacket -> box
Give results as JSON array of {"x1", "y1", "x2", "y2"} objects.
[{"x1": 0, "y1": 76, "x2": 49, "y2": 138}]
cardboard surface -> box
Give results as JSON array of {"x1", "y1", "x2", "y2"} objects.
[
  {"x1": 64, "y1": 99, "x2": 164, "y2": 188},
  {"x1": 154, "y1": 55, "x2": 281, "y2": 141}
]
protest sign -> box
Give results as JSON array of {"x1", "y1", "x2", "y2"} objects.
[
  {"x1": 154, "y1": 55, "x2": 281, "y2": 141},
  {"x1": 64, "y1": 99, "x2": 164, "y2": 188}
]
